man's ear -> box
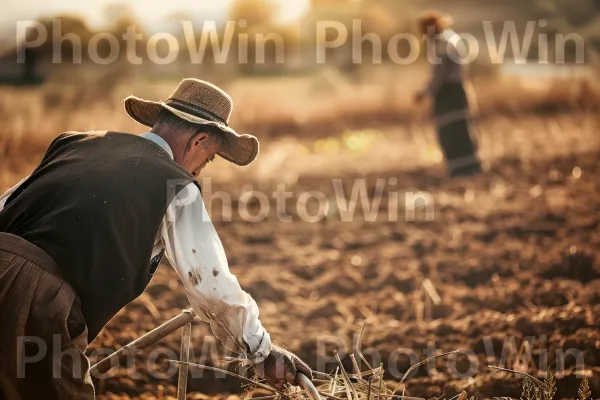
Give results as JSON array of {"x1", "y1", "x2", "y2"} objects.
[{"x1": 190, "y1": 132, "x2": 209, "y2": 149}]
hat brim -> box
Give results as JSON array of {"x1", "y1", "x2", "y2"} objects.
[{"x1": 124, "y1": 96, "x2": 259, "y2": 166}]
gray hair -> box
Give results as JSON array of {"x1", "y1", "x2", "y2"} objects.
[{"x1": 154, "y1": 108, "x2": 224, "y2": 143}]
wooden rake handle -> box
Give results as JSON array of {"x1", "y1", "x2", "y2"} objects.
[
  {"x1": 90, "y1": 308, "x2": 321, "y2": 400},
  {"x1": 90, "y1": 309, "x2": 196, "y2": 374}
]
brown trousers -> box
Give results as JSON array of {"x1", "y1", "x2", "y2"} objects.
[{"x1": 0, "y1": 233, "x2": 94, "y2": 399}]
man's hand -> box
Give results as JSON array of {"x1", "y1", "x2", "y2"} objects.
[{"x1": 254, "y1": 344, "x2": 312, "y2": 390}]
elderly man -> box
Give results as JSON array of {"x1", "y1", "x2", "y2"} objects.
[{"x1": 0, "y1": 79, "x2": 311, "y2": 399}]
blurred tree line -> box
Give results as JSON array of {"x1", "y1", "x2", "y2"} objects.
[
  {"x1": 5, "y1": 0, "x2": 599, "y2": 86},
  {"x1": 533, "y1": 0, "x2": 600, "y2": 62},
  {"x1": 5, "y1": 0, "x2": 419, "y2": 80},
  {"x1": 21, "y1": 4, "x2": 146, "y2": 63}
]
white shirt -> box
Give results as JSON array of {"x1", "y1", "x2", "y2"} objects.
[{"x1": 0, "y1": 132, "x2": 272, "y2": 364}]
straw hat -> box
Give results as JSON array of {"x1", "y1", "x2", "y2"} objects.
[{"x1": 124, "y1": 78, "x2": 258, "y2": 166}]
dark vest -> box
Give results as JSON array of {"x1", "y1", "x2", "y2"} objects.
[{"x1": 0, "y1": 131, "x2": 198, "y2": 340}]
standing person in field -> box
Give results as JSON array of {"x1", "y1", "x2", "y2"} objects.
[
  {"x1": 414, "y1": 11, "x2": 483, "y2": 177},
  {"x1": 0, "y1": 78, "x2": 311, "y2": 399}
]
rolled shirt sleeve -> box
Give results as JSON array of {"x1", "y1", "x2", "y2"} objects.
[{"x1": 157, "y1": 182, "x2": 271, "y2": 364}]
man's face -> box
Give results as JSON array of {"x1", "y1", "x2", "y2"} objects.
[{"x1": 180, "y1": 132, "x2": 221, "y2": 178}]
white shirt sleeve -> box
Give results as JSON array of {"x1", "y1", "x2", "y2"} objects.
[
  {"x1": 157, "y1": 182, "x2": 271, "y2": 364},
  {"x1": 0, "y1": 175, "x2": 30, "y2": 211}
]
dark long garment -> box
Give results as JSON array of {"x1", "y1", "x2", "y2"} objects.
[
  {"x1": 0, "y1": 233, "x2": 94, "y2": 399},
  {"x1": 433, "y1": 82, "x2": 482, "y2": 177}
]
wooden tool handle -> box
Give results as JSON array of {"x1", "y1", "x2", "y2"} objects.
[{"x1": 298, "y1": 373, "x2": 322, "y2": 400}]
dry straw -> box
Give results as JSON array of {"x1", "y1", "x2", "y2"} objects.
[
  {"x1": 167, "y1": 322, "x2": 458, "y2": 400},
  {"x1": 165, "y1": 327, "x2": 593, "y2": 400},
  {"x1": 489, "y1": 366, "x2": 594, "y2": 400}
]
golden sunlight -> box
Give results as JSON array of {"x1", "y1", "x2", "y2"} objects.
[
  {"x1": 274, "y1": 0, "x2": 310, "y2": 22},
  {"x1": 3, "y1": 0, "x2": 310, "y2": 29}
]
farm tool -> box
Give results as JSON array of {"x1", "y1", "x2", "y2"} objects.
[{"x1": 89, "y1": 309, "x2": 321, "y2": 400}]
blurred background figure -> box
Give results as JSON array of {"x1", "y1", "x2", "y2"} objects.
[{"x1": 414, "y1": 10, "x2": 482, "y2": 177}]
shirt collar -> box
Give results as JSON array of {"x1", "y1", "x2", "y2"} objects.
[{"x1": 140, "y1": 132, "x2": 174, "y2": 159}]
